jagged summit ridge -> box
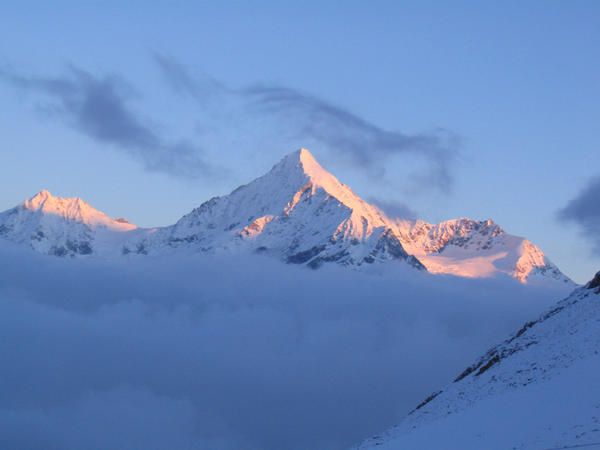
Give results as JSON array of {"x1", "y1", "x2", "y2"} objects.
[
  {"x1": 0, "y1": 189, "x2": 137, "y2": 257},
  {"x1": 22, "y1": 190, "x2": 136, "y2": 231},
  {"x1": 0, "y1": 150, "x2": 574, "y2": 284},
  {"x1": 397, "y1": 216, "x2": 569, "y2": 284}
]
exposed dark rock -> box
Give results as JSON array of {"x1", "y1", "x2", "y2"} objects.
[
  {"x1": 475, "y1": 354, "x2": 501, "y2": 376},
  {"x1": 406, "y1": 255, "x2": 425, "y2": 270},
  {"x1": 410, "y1": 390, "x2": 443, "y2": 414},
  {"x1": 587, "y1": 271, "x2": 600, "y2": 292},
  {"x1": 367, "y1": 229, "x2": 426, "y2": 270},
  {"x1": 65, "y1": 239, "x2": 92, "y2": 255},
  {"x1": 78, "y1": 241, "x2": 92, "y2": 255},
  {"x1": 225, "y1": 222, "x2": 239, "y2": 231},
  {"x1": 286, "y1": 245, "x2": 326, "y2": 264},
  {"x1": 454, "y1": 360, "x2": 482, "y2": 383},
  {"x1": 51, "y1": 246, "x2": 68, "y2": 257},
  {"x1": 308, "y1": 250, "x2": 350, "y2": 269}
]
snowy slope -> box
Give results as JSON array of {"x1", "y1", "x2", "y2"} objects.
[
  {"x1": 0, "y1": 190, "x2": 138, "y2": 256},
  {"x1": 0, "y1": 149, "x2": 574, "y2": 284},
  {"x1": 355, "y1": 272, "x2": 600, "y2": 450},
  {"x1": 397, "y1": 218, "x2": 570, "y2": 285}
]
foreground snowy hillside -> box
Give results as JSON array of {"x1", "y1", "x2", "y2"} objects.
[
  {"x1": 0, "y1": 149, "x2": 573, "y2": 285},
  {"x1": 355, "y1": 272, "x2": 600, "y2": 450}
]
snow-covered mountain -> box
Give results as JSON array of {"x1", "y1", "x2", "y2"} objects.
[
  {"x1": 130, "y1": 149, "x2": 571, "y2": 284},
  {"x1": 355, "y1": 272, "x2": 600, "y2": 450},
  {"x1": 131, "y1": 149, "x2": 423, "y2": 269},
  {"x1": 0, "y1": 190, "x2": 137, "y2": 257},
  {"x1": 397, "y1": 217, "x2": 568, "y2": 284},
  {"x1": 0, "y1": 149, "x2": 573, "y2": 284}
]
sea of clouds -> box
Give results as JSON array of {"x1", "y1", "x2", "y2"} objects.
[{"x1": 0, "y1": 241, "x2": 572, "y2": 450}]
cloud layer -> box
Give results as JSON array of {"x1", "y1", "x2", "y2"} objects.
[
  {"x1": 0, "y1": 242, "x2": 568, "y2": 450},
  {"x1": 558, "y1": 176, "x2": 600, "y2": 254},
  {"x1": 0, "y1": 65, "x2": 214, "y2": 179}
]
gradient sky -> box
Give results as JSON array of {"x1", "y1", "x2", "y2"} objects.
[{"x1": 1, "y1": 1, "x2": 599, "y2": 283}]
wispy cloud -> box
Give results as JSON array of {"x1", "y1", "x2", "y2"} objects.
[
  {"x1": 0, "y1": 65, "x2": 215, "y2": 179},
  {"x1": 558, "y1": 176, "x2": 600, "y2": 254},
  {"x1": 155, "y1": 55, "x2": 459, "y2": 192},
  {"x1": 154, "y1": 54, "x2": 225, "y2": 104},
  {"x1": 1, "y1": 57, "x2": 459, "y2": 190},
  {"x1": 368, "y1": 196, "x2": 418, "y2": 220}
]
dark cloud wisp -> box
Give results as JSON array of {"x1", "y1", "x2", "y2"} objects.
[
  {"x1": 368, "y1": 196, "x2": 418, "y2": 220},
  {"x1": 1, "y1": 57, "x2": 459, "y2": 189},
  {"x1": 245, "y1": 84, "x2": 458, "y2": 189},
  {"x1": 558, "y1": 176, "x2": 600, "y2": 254},
  {"x1": 155, "y1": 55, "x2": 459, "y2": 191},
  {"x1": 154, "y1": 53, "x2": 226, "y2": 104},
  {"x1": 0, "y1": 65, "x2": 214, "y2": 179}
]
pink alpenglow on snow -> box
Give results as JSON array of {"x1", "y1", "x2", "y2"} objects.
[{"x1": 0, "y1": 149, "x2": 573, "y2": 286}]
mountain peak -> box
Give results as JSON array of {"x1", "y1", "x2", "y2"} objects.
[
  {"x1": 26, "y1": 189, "x2": 55, "y2": 208},
  {"x1": 274, "y1": 148, "x2": 328, "y2": 180},
  {"x1": 34, "y1": 189, "x2": 52, "y2": 198},
  {"x1": 297, "y1": 147, "x2": 319, "y2": 166},
  {"x1": 281, "y1": 147, "x2": 315, "y2": 162},
  {"x1": 295, "y1": 148, "x2": 332, "y2": 182},
  {"x1": 0, "y1": 191, "x2": 137, "y2": 257},
  {"x1": 25, "y1": 190, "x2": 91, "y2": 214},
  {"x1": 20, "y1": 190, "x2": 136, "y2": 231},
  {"x1": 297, "y1": 147, "x2": 315, "y2": 161},
  {"x1": 270, "y1": 148, "x2": 372, "y2": 213}
]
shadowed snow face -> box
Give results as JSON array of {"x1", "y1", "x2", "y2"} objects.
[{"x1": 0, "y1": 242, "x2": 570, "y2": 450}]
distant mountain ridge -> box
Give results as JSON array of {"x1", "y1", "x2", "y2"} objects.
[
  {"x1": 0, "y1": 149, "x2": 573, "y2": 285},
  {"x1": 0, "y1": 189, "x2": 137, "y2": 257}
]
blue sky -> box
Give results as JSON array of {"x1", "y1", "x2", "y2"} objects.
[{"x1": 1, "y1": 1, "x2": 599, "y2": 282}]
